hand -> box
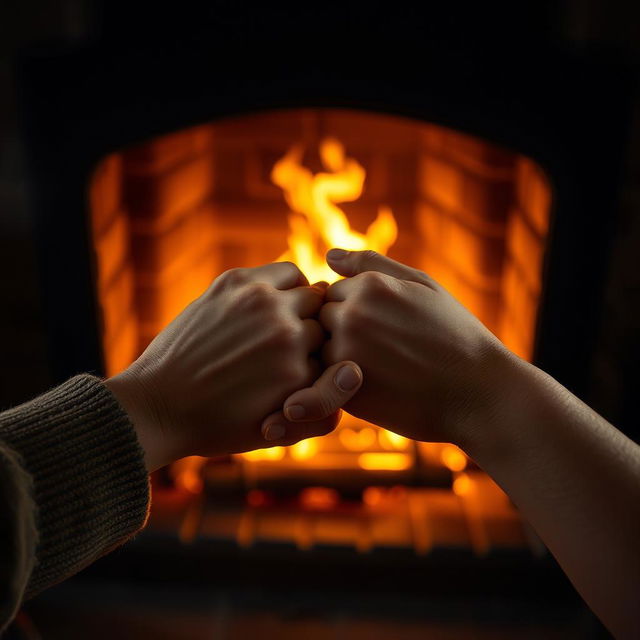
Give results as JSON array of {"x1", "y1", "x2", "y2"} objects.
[
  {"x1": 318, "y1": 249, "x2": 513, "y2": 445},
  {"x1": 261, "y1": 360, "x2": 363, "y2": 443},
  {"x1": 106, "y1": 262, "x2": 355, "y2": 471}
]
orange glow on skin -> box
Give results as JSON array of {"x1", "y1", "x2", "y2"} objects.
[
  {"x1": 358, "y1": 452, "x2": 412, "y2": 471},
  {"x1": 271, "y1": 137, "x2": 398, "y2": 283}
]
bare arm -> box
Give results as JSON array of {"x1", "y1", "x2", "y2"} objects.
[
  {"x1": 460, "y1": 351, "x2": 640, "y2": 639},
  {"x1": 286, "y1": 248, "x2": 640, "y2": 639}
]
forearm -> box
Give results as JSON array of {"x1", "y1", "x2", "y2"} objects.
[
  {"x1": 316, "y1": 249, "x2": 640, "y2": 636},
  {"x1": 459, "y1": 354, "x2": 640, "y2": 639}
]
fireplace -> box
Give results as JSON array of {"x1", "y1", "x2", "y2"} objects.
[
  {"x1": 91, "y1": 110, "x2": 550, "y2": 374},
  {"x1": 86, "y1": 108, "x2": 551, "y2": 555},
  {"x1": 13, "y1": 2, "x2": 637, "y2": 634}
]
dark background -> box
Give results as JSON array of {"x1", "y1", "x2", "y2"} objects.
[
  {"x1": 0, "y1": 2, "x2": 638, "y2": 638},
  {"x1": 0, "y1": 1, "x2": 639, "y2": 441}
]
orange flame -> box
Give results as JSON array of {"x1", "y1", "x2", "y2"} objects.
[{"x1": 271, "y1": 137, "x2": 398, "y2": 283}]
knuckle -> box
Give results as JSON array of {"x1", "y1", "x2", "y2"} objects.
[
  {"x1": 234, "y1": 282, "x2": 277, "y2": 313},
  {"x1": 270, "y1": 320, "x2": 304, "y2": 350},
  {"x1": 218, "y1": 267, "x2": 248, "y2": 288},
  {"x1": 246, "y1": 281, "x2": 275, "y2": 302},
  {"x1": 280, "y1": 260, "x2": 305, "y2": 281},
  {"x1": 361, "y1": 270, "x2": 388, "y2": 291},
  {"x1": 336, "y1": 302, "x2": 367, "y2": 336},
  {"x1": 280, "y1": 260, "x2": 301, "y2": 273}
]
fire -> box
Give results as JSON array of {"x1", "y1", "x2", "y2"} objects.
[{"x1": 271, "y1": 137, "x2": 398, "y2": 283}]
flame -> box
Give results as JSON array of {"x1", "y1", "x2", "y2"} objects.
[{"x1": 271, "y1": 137, "x2": 398, "y2": 283}]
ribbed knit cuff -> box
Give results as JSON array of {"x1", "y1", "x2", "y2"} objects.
[{"x1": 0, "y1": 375, "x2": 150, "y2": 597}]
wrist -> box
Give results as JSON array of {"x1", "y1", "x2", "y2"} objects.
[
  {"x1": 450, "y1": 344, "x2": 536, "y2": 459},
  {"x1": 105, "y1": 370, "x2": 172, "y2": 472}
]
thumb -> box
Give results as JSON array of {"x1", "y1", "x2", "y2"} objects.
[
  {"x1": 326, "y1": 248, "x2": 436, "y2": 287},
  {"x1": 259, "y1": 362, "x2": 362, "y2": 445},
  {"x1": 284, "y1": 361, "x2": 363, "y2": 423}
]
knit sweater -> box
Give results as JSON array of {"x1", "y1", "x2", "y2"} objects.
[{"x1": 0, "y1": 375, "x2": 150, "y2": 633}]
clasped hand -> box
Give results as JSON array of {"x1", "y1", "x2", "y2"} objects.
[{"x1": 107, "y1": 249, "x2": 508, "y2": 472}]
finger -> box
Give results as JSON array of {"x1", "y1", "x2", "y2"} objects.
[
  {"x1": 246, "y1": 261, "x2": 309, "y2": 289},
  {"x1": 325, "y1": 277, "x2": 357, "y2": 302},
  {"x1": 325, "y1": 271, "x2": 396, "y2": 302},
  {"x1": 307, "y1": 357, "x2": 321, "y2": 380},
  {"x1": 260, "y1": 409, "x2": 342, "y2": 444},
  {"x1": 321, "y1": 338, "x2": 340, "y2": 366},
  {"x1": 301, "y1": 320, "x2": 325, "y2": 353},
  {"x1": 319, "y1": 302, "x2": 341, "y2": 331},
  {"x1": 282, "y1": 285, "x2": 325, "y2": 318},
  {"x1": 282, "y1": 361, "x2": 363, "y2": 423},
  {"x1": 326, "y1": 249, "x2": 437, "y2": 287}
]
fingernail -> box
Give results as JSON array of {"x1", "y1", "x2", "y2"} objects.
[
  {"x1": 285, "y1": 404, "x2": 306, "y2": 421},
  {"x1": 264, "y1": 424, "x2": 286, "y2": 441},
  {"x1": 327, "y1": 248, "x2": 348, "y2": 261},
  {"x1": 312, "y1": 281, "x2": 329, "y2": 292},
  {"x1": 335, "y1": 365, "x2": 361, "y2": 392}
]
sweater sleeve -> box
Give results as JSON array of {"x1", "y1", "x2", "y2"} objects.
[
  {"x1": 0, "y1": 374, "x2": 150, "y2": 614},
  {"x1": 0, "y1": 442, "x2": 38, "y2": 632}
]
